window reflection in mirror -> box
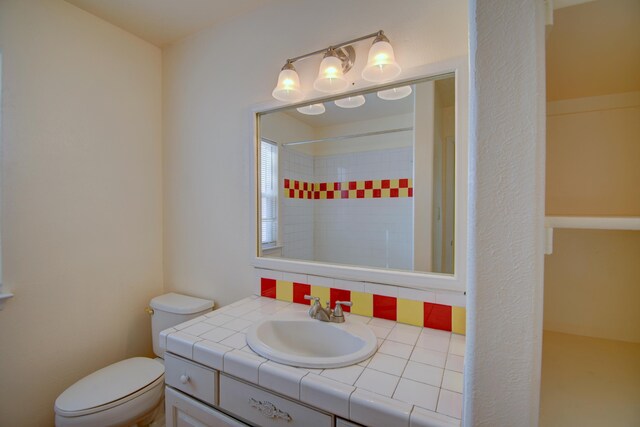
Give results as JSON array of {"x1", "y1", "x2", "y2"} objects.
[{"x1": 257, "y1": 75, "x2": 455, "y2": 274}]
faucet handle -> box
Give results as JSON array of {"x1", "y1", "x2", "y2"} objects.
[
  {"x1": 333, "y1": 301, "x2": 353, "y2": 318},
  {"x1": 304, "y1": 295, "x2": 320, "y2": 304}
]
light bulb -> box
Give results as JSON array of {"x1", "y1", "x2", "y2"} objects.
[
  {"x1": 272, "y1": 63, "x2": 303, "y2": 102},
  {"x1": 362, "y1": 33, "x2": 401, "y2": 83},
  {"x1": 377, "y1": 85, "x2": 412, "y2": 101},
  {"x1": 334, "y1": 95, "x2": 366, "y2": 108},
  {"x1": 313, "y1": 50, "x2": 349, "y2": 93},
  {"x1": 296, "y1": 103, "x2": 326, "y2": 115}
]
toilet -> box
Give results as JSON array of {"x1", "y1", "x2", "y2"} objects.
[{"x1": 54, "y1": 293, "x2": 214, "y2": 427}]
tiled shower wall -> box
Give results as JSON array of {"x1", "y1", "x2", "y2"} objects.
[
  {"x1": 280, "y1": 147, "x2": 314, "y2": 260},
  {"x1": 280, "y1": 147, "x2": 413, "y2": 270}
]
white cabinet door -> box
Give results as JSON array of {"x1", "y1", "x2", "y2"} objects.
[{"x1": 166, "y1": 387, "x2": 248, "y2": 427}]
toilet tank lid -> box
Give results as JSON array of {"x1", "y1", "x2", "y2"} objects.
[
  {"x1": 150, "y1": 292, "x2": 214, "y2": 314},
  {"x1": 55, "y1": 357, "x2": 163, "y2": 413}
]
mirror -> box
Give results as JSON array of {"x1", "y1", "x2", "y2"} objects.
[{"x1": 257, "y1": 74, "x2": 455, "y2": 275}]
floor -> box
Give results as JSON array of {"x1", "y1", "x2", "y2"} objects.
[{"x1": 539, "y1": 330, "x2": 640, "y2": 427}]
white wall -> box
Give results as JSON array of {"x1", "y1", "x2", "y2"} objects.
[
  {"x1": 0, "y1": 1, "x2": 163, "y2": 425},
  {"x1": 466, "y1": 0, "x2": 545, "y2": 425},
  {"x1": 162, "y1": 0, "x2": 468, "y2": 305}
]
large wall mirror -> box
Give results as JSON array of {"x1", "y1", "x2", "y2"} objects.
[{"x1": 254, "y1": 63, "x2": 467, "y2": 291}]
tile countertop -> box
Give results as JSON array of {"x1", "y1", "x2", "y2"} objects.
[{"x1": 160, "y1": 296, "x2": 465, "y2": 427}]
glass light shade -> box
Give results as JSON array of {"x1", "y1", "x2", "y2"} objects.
[
  {"x1": 272, "y1": 67, "x2": 303, "y2": 102},
  {"x1": 361, "y1": 40, "x2": 401, "y2": 82},
  {"x1": 313, "y1": 55, "x2": 348, "y2": 93},
  {"x1": 334, "y1": 95, "x2": 366, "y2": 109},
  {"x1": 296, "y1": 103, "x2": 326, "y2": 115},
  {"x1": 377, "y1": 85, "x2": 412, "y2": 101}
]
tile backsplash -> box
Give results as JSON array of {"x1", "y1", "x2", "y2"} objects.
[{"x1": 255, "y1": 269, "x2": 466, "y2": 335}]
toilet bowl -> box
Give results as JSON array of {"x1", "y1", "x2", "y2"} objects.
[{"x1": 54, "y1": 293, "x2": 214, "y2": 427}]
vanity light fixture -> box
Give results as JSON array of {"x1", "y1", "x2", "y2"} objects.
[
  {"x1": 272, "y1": 30, "x2": 401, "y2": 102},
  {"x1": 377, "y1": 85, "x2": 413, "y2": 101},
  {"x1": 296, "y1": 103, "x2": 326, "y2": 115},
  {"x1": 334, "y1": 95, "x2": 366, "y2": 109}
]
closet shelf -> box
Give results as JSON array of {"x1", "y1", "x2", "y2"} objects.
[
  {"x1": 0, "y1": 286, "x2": 13, "y2": 310},
  {"x1": 544, "y1": 216, "x2": 640, "y2": 254}
]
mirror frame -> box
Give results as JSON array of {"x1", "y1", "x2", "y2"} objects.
[{"x1": 251, "y1": 56, "x2": 468, "y2": 292}]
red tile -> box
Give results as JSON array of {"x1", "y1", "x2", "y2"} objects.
[
  {"x1": 365, "y1": 180, "x2": 373, "y2": 189},
  {"x1": 320, "y1": 182, "x2": 327, "y2": 191},
  {"x1": 293, "y1": 283, "x2": 311, "y2": 305},
  {"x1": 330, "y1": 288, "x2": 351, "y2": 313},
  {"x1": 298, "y1": 190, "x2": 304, "y2": 198},
  {"x1": 289, "y1": 189, "x2": 295, "y2": 198},
  {"x1": 284, "y1": 178, "x2": 290, "y2": 188},
  {"x1": 390, "y1": 188, "x2": 399, "y2": 197},
  {"x1": 423, "y1": 302, "x2": 452, "y2": 331},
  {"x1": 294, "y1": 180, "x2": 300, "y2": 190},
  {"x1": 341, "y1": 190, "x2": 349, "y2": 199},
  {"x1": 373, "y1": 295, "x2": 397, "y2": 321},
  {"x1": 303, "y1": 182, "x2": 308, "y2": 191},
  {"x1": 357, "y1": 189, "x2": 365, "y2": 198},
  {"x1": 314, "y1": 191, "x2": 320, "y2": 199},
  {"x1": 399, "y1": 178, "x2": 409, "y2": 188},
  {"x1": 408, "y1": 188, "x2": 413, "y2": 197},
  {"x1": 382, "y1": 179, "x2": 390, "y2": 189},
  {"x1": 334, "y1": 182, "x2": 341, "y2": 190},
  {"x1": 327, "y1": 191, "x2": 334, "y2": 199},
  {"x1": 373, "y1": 189, "x2": 381, "y2": 198},
  {"x1": 349, "y1": 181, "x2": 357, "y2": 190},
  {"x1": 261, "y1": 278, "x2": 276, "y2": 299}
]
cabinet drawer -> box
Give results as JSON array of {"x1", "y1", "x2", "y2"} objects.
[
  {"x1": 165, "y1": 387, "x2": 248, "y2": 427},
  {"x1": 165, "y1": 353, "x2": 218, "y2": 406},
  {"x1": 219, "y1": 374, "x2": 333, "y2": 427}
]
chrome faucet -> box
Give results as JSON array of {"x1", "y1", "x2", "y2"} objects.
[{"x1": 304, "y1": 295, "x2": 353, "y2": 323}]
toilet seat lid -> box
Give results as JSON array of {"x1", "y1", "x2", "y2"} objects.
[{"x1": 55, "y1": 357, "x2": 164, "y2": 413}]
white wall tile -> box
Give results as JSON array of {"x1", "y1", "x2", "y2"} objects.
[{"x1": 365, "y1": 283, "x2": 399, "y2": 298}]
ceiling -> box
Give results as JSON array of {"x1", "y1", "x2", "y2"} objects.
[{"x1": 64, "y1": 0, "x2": 274, "y2": 46}]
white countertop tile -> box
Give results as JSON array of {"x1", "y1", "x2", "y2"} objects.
[
  {"x1": 403, "y1": 361, "x2": 444, "y2": 388},
  {"x1": 378, "y1": 340, "x2": 414, "y2": 359},
  {"x1": 165, "y1": 296, "x2": 464, "y2": 425},
  {"x1": 354, "y1": 368, "x2": 400, "y2": 397},
  {"x1": 436, "y1": 389, "x2": 463, "y2": 419},
  {"x1": 393, "y1": 378, "x2": 440, "y2": 411}
]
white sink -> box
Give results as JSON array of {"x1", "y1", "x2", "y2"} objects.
[{"x1": 246, "y1": 312, "x2": 378, "y2": 368}]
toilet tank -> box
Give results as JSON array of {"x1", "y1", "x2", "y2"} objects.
[{"x1": 149, "y1": 293, "x2": 214, "y2": 357}]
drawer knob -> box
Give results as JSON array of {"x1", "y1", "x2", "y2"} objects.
[
  {"x1": 179, "y1": 374, "x2": 190, "y2": 384},
  {"x1": 249, "y1": 398, "x2": 292, "y2": 422}
]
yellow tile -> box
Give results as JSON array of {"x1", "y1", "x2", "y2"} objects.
[
  {"x1": 320, "y1": 191, "x2": 326, "y2": 199},
  {"x1": 349, "y1": 190, "x2": 357, "y2": 199},
  {"x1": 310, "y1": 286, "x2": 330, "y2": 306},
  {"x1": 364, "y1": 189, "x2": 373, "y2": 198},
  {"x1": 313, "y1": 183, "x2": 319, "y2": 191},
  {"x1": 276, "y1": 280, "x2": 293, "y2": 302},
  {"x1": 373, "y1": 180, "x2": 381, "y2": 189},
  {"x1": 381, "y1": 188, "x2": 390, "y2": 198},
  {"x1": 356, "y1": 181, "x2": 365, "y2": 190},
  {"x1": 451, "y1": 307, "x2": 466, "y2": 335},
  {"x1": 334, "y1": 191, "x2": 341, "y2": 199},
  {"x1": 407, "y1": 178, "x2": 413, "y2": 188},
  {"x1": 350, "y1": 292, "x2": 373, "y2": 317},
  {"x1": 390, "y1": 179, "x2": 399, "y2": 188},
  {"x1": 397, "y1": 299, "x2": 424, "y2": 327},
  {"x1": 399, "y1": 188, "x2": 409, "y2": 198}
]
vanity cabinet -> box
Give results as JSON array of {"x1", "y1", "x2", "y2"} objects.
[{"x1": 165, "y1": 353, "x2": 343, "y2": 427}]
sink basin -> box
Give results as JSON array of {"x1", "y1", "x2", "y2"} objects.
[{"x1": 246, "y1": 312, "x2": 377, "y2": 368}]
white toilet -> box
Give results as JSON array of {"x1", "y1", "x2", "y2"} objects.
[{"x1": 54, "y1": 293, "x2": 214, "y2": 427}]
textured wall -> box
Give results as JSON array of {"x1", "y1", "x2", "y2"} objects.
[
  {"x1": 0, "y1": 1, "x2": 163, "y2": 425},
  {"x1": 466, "y1": 0, "x2": 545, "y2": 425}
]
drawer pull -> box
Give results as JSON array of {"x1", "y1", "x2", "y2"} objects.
[
  {"x1": 179, "y1": 374, "x2": 190, "y2": 384},
  {"x1": 249, "y1": 398, "x2": 292, "y2": 422}
]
